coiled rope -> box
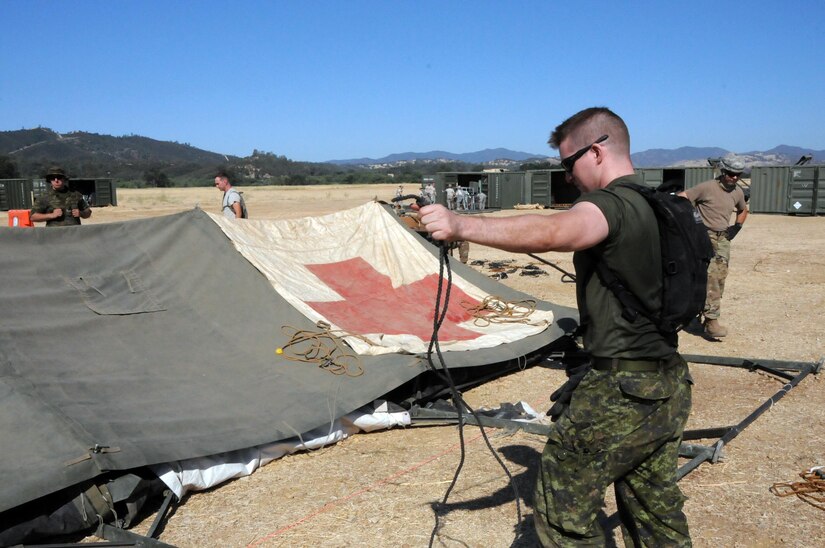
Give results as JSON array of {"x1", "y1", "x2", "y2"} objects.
[
  {"x1": 461, "y1": 295, "x2": 538, "y2": 327},
  {"x1": 770, "y1": 468, "x2": 825, "y2": 511},
  {"x1": 277, "y1": 321, "x2": 365, "y2": 377}
]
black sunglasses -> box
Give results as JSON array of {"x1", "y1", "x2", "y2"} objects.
[{"x1": 560, "y1": 134, "x2": 608, "y2": 173}]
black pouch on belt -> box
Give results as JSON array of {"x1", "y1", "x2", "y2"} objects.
[{"x1": 547, "y1": 362, "x2": 590, "y2": 422}]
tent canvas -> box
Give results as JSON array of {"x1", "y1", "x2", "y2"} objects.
[{"x1": 0, "y1": 204, "x2": 576, "y2": 528}]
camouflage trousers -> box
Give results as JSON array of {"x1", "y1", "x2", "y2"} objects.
[
  {"x1": 704, "y1": 231, "x2": 731, "y2": 320},
  {"x1": 534, "y1": 355, "x2": 693, "y2": 547}
]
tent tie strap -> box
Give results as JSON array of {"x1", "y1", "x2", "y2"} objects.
[
  {"x1": 74, "y1": 482, "x2": 117, "y2": 526},
  {"x1": 65, "y1": 444, "x2": 122, "y2": 467}
]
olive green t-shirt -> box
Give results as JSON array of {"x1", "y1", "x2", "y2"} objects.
[{"x1": 573, "y1": 176, "x2": 676, "y2": 358}]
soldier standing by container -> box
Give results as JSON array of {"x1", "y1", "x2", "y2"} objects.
[
  {"x1": 455, "y1": 186, "x2": 468, "y2": 210},
  {"x1": 424, "y1": 182, "x2": 436, "y2": 205},
  {"x1": 445, "y1": 185, "x2": 455, "y2": 210},
  {"x1": 476, "y1": 189, "x2": 487, "y2": 210},
  {"x1": 30, "y1": 167, "x2": 92, "y2": 226},
  {"x1": 679, "y1": 157, "x2": 748, "y2": 338}
]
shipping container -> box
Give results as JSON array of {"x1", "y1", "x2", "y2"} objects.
[
  {"x1": 682, "y1": 167, "x2": 717, "y2": 191},
  {"x1": 635, "y1": 168, "x2": 663, "y2": 189},
  {"x1": 749, "y1": 166, "x2": 790, "y2": 214},
  {"x1": 787, "y1": 166, "x2": 817, "y2": 215},
  {"x1": 487, "y1": 171, "x2": 526, "y2": 209},
  {"x1": 524, "y1": 169, "x2": 580, "y2": 208},
  {"x1": 0, "y1": 179, "x2": 32, "y2": 210},
  {"x1": 435, "y1": 165, "x2": 825, "y2": 215}
]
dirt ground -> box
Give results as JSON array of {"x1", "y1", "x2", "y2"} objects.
[{"x1": 83, "y1": 184, "x2": 825, "y2": 547}]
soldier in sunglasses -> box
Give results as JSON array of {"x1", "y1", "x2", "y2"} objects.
[{"x1": 419, "y1": 107, "x2": 692, "y2": 547}]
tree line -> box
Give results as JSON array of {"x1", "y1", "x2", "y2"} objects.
[{"x1": 1, "y1": 151, "x2": 515, "y2": 188}]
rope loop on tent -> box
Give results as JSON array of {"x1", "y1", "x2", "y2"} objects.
[
  {"x1": 278, "y1": 322, "x2": 364, "y2": 377},
  {"x1": 460, "y1": 295, "x2": 538, "y2": 327},
  {"x1": 770, "y1": 468, "x2": 825, "y2": 511}
]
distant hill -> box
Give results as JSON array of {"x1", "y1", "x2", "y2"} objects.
[
  {"x1": 631, "y1": 145, "x2": 825, "y2": 168},
  {"x1": 330, "y1": 145, "x2": 824, "y2": 169},
  {"x1": 0, "y1": 128, "x2": 234, "y2": 182},
  {"x1": 630, "y1": 147, "x2": 730, "y2": 167},
  {"x1": 631, "y1": 145, "x2": 825, "y2": 167}
]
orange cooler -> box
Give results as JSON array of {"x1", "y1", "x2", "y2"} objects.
[{"x1": 8, "y1": 210, "x2": 34, "y2": 227}]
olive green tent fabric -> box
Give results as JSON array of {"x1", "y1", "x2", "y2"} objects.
[{"x1": 0, "y1": 207, "x2": 577, "y2": 516}]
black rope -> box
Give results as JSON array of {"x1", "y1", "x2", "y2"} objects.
[
  {"x1": 426, "y1": 245, "x2": 524, "y2": 547},
  {"x1": 527, "y1": 252, "x2": 576, "y2": 283}
]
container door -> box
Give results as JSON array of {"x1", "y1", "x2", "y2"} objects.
[
  {"x1": 787, "y1": 166, "x2": 816, "y2": 215},
  {"x1": 749, "y1": 166, "x2": 788, "y2": 214},
  {"x1": 487, "y1": 173, "x2": 501, "y2": 208},
  {"x1": 0, "y1": 181, "x2": 8, "y2": 210},
  {"x1": 499, "y1": 173, "x2": 523, "y2": 209},
  {"x1": 641, "y1": 169, "x2": 663, "y2": 189},
  {"x1": 529, "y1": 171, "x2": 551, "y2": 206},
  {"x1": 4, "y1": 179, "x2": 35, "y2": 209}
]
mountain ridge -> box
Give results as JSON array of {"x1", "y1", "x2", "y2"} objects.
[{"x1": 335, "y1": 145, "x2": 825, "y2": 168}]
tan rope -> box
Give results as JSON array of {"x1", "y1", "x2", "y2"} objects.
[
  {"x1": 770, "y1": 468, "x2": 825, "y2": 511},
  {"x1": 277, "y1": 321, "x2": 364, "y2": 377},
  {"x1": 460, "y1": 295, "x2": 538, "y2": 327}
]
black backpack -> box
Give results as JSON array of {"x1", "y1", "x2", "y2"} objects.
[{"x1": 595, "y1": 182, "x2": 714, "y2": 334}]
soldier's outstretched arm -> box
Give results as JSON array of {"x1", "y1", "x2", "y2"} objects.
[{"x1": 418, "y1": 202, "x2": 608, "y2": 254}]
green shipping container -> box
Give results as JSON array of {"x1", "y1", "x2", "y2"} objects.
[
  {"x1": 749, "y1": 166, "x2": 790, "y2": 214},
  {"x1": 787, "y1": 166, "x2": 817, "y2": 215},
  {"x1": 0, "y1": 179, "x2": 33, "y2": 211},
  {"x1": 525, "y1": 169, "x2": 580, "y2": 208}
]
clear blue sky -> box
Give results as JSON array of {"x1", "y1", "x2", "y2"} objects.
[{"x1": 3, "y1": 1, "x2": 824, "y2": 161}]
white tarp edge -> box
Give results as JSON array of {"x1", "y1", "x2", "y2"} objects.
[{"x1": 151, "y1": 401, "x2": 411, "y2": 499}]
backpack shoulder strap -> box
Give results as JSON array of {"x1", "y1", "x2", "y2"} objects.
[
  {"x1": 593, "y1": 182, "x2": 660, "y2": 325},
  {"x1": 594, "y1": 261, "x2": 647, "y2": 323},
  {"x1": 237, "y1": 191, "x2": 248, "y2": 218}
]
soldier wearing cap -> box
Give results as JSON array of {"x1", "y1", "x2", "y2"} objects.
[
  {"x1": 679, "y1": 157, "x2": 749, "y2": 338},
  {"x1": 30, "y1": 167, "x2": 92, "y2": 226}
]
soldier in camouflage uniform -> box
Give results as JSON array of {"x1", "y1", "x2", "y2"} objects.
[
  {"x1": 30, "y1": 167, "x2": 92, "y2": 226},
  {"x1": 419, "y1": 107, "x2": 692, "y2": 546},
  {"x1": 679, "y1": 158, "x2": 748, "y2": 338}
]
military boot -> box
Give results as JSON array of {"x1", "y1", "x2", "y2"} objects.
[{"x1": 704, "y1": 318, "x2": 728, "y2": 338}]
